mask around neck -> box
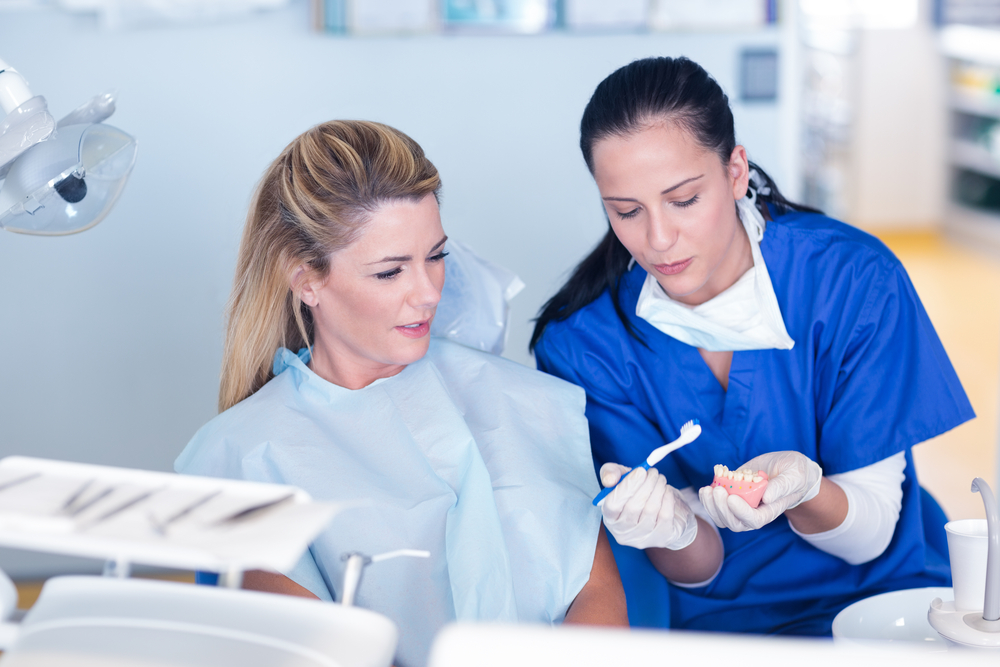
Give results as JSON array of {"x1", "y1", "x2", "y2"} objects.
[{"x1": 634, "y1": 188, "x2": 795, "y2": 352}]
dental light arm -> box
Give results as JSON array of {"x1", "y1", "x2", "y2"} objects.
[
  {"x1": 0, "y1": 58, "x2": 55, "y2": 177},
  {"x1": 0, "y1": 60, "x2": 39, "y2": 114},
  {"x1": 0, "y1": 57, "x2": 137, "y2": 236}
]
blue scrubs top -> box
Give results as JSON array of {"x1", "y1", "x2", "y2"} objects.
[{"x1": 535, "y1": 210, "x2": 974, "y2": 635}]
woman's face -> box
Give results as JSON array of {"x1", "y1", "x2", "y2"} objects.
[
  {"x1": 591, "y1": 120, "x2": 752, "y2": 306},
  {"x1": 297, "y1": 193, "x2": 446, "y2": 389}
]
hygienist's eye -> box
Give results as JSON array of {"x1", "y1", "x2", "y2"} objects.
[
  {"x1": 428, "y1": 251, "x2": 449, "y2": 263},
  {"x1": 376, "y1": 267, "x2": 403, "y2": 280},
  {"x1": 616, "y1": 208, "x2": 640, "y2": 220},
  {"x1": 674, "y1": 195, "x2": 699, "y2": 209}
]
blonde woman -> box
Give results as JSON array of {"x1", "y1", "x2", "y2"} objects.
[{"x1": 175, "y1": 120, "x2": 627, "y2": 667}]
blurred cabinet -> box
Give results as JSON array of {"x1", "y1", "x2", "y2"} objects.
[
  {"x1": 798, "y1": 3, "x2": 943, "y2": 231},
  {"x1": 941, "y1": 25, "x2": 1000, "y2": 248},
  {"x1": 800, "y1": 28, "x2": 857, "y2": 221}
]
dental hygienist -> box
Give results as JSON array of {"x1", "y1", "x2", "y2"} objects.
[
  {"x1": 531, "y1": 57, "x2": 973, "y2": 634},
  {"x1": 175, "y1": 120, "x2": 627, "y2": 667}
]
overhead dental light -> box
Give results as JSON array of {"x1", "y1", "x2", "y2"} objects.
[{"x1": 0, "y1": 58, "x2": 137, "y2": 236}]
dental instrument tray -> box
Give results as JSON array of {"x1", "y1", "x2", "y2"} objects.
[{"x1": 0, "y1": 456, "x2": 339, "y2": 577}]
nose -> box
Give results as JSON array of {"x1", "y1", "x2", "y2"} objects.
[
  {"x1": 647, "y1": 207, "x2": 679, "y2": 253},
  {"x1": 408, "y1": 262, "x2": 442, "y2": 310}
]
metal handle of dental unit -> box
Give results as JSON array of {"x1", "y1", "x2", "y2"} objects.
[
  {"x1": 973, "y1": 477, "x2": 1000, "y2": 623},
  {"x1": 341, "y1": 549, "x2": 430, "y2": 607}
]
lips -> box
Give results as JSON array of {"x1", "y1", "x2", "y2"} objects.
[
  {"x1": 395, "y1": 321, "x2": 430, "y2": 339},
  {"x1": 653, "y1": 258, "x2": 693, "y2": 276}
]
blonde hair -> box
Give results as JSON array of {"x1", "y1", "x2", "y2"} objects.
[{"x1": 219, "y1": 120, "x2": 441, "y2": 412}]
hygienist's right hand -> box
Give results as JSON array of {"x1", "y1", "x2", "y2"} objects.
[{"x1": 599, "y1": 463, "x2": 698, "y2": 551}]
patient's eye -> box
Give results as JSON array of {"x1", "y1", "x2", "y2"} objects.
[
  {"x1": 376, "y1": 267, "x2": 402, "y2": 280},
  {"x1": 428, "y1": 251, "x2": 449, "y2": 263}
]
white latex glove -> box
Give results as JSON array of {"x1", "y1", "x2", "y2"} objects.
[
  {"x1": 599, "y1": 462, "x2": 698, "y2": 550},
  {"x1": 698, "y1": 451, "x2": 822, "y2": 532}
]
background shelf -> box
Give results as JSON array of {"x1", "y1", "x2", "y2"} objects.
[
  {"x1": 951, "y1": 140, "x2": 1000, "y2": 179},
  {"x1": 944, "y1": 202, "x2": 1000, "y2": 253},
  {"x1": 951, "y1": 91, "x2": 1000, "y2": 119}
]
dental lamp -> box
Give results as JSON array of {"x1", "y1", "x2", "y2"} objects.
[{"x1": 0, "y1": 58, "x2": 137, "y2": 236}]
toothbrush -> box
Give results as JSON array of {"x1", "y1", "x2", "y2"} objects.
[{"x1": 593, "y1": 419, "x2": 702, "y2": 506}]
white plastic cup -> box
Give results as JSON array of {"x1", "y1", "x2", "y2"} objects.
[{"x1": 945, "y1": 519, "x2": 989, "y2": 611}]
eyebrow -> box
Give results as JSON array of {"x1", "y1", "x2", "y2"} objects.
[
  {"x1": 602, "y1": 175, "x2": 704, "y2": 202},
  {"x1": 366, "y1": 235, "x2": 448, "y2": 265}
]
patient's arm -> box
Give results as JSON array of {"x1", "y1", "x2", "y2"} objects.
[
  {"x1": 243, "y1": 569, "x2": 320, "y2": 599},
  {"x1": 563, "y1": 524, "x2": 629, "y2": 626},
  {"x1": 243, "y1": 528, "x2": 629, "y2": 626}
]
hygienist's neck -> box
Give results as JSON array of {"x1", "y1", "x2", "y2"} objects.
[{"x1": 307, "y1": 344, "x2": 407, "y2": 391}]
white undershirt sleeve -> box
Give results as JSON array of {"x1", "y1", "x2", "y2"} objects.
[
  {"x1": 667, "y1": 486, "x2": 723, "y2": 588},
  {"x1": 789, "y1": 451, "x2": 906, "y2": 565}
]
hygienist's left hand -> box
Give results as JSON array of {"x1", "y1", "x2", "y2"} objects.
[{"x1": 698, "y1": 451, "x2": 822, "y2": 532}]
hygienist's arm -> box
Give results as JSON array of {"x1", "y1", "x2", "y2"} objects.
[
  {"x1": 787, "y1": 452, "x2": 906, "y2": 565},
  {"x1": 563, "y1": 525, "x2": 629, "y2": 626},
  {"x1": 243, "y1": 570, "x2": 320, "y2": 599},
  {"x1": 783, "y1": 477, "x2": 848, "y2": 533},
  {"x1": 645, "y1": 486, "x2": 723, "y2": 585}
]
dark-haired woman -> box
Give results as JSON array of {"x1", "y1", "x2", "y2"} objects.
[{"x1": 532, "y1": 56, "x2": 972, "y2": 635}]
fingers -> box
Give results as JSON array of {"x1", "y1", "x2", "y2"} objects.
[
  {"x1": 658, "y1": 483, "x2": 680, "y2": 524},
  {"x1": 698, "y1": 485, "x2": 718, "y2": 523},
  {"x1": 700, "y1": 485, "x2": 754, "y2": 532},
  {"x1": 668, "y1": 487, "x2": 698, "y2": 550},
  {"x1": 617, "y1": 469, "x2": 662, "y2": 525},
  {"x1": 629, "y1": 472, "x2": 667, "y2": 530},
  {"x1": 600, "y1": 462, "x2": 632, "y2": 488},
  {"x1": 699, "y1": 485, "x2": 730, "y2": 529},
  {"x1": 761, "y1": 471, "x2": 792, "y2": 506},
  {"x1": 603, "y1": 470, "x2": 694, "y2": 550},
  {"x1": 726, "y1": 494, "x2": 766, "y2": 530},
  {"x1": 602, "y1": 467, "x2": 649, "y2": 520},
  {"x1": 698, "y1": 483, "x2": 782, "y2": 532},
  {"x1": 744, "y1": 451, "x2": 822, "y2": 509},
  {"x1": 711, "y1": 486, "x2": 746, "y2": 531}
]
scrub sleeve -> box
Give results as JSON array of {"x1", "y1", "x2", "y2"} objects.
[{"x1": 535, "y1": 210, "x2": 974, "y2": 635}]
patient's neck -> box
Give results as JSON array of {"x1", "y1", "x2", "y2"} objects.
[{"x1": 307, "y1": 342, "x2": 407, "y2": 391}]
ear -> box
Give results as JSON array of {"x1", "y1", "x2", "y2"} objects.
[
  {"x1": 291, "y1": 264, "x2": 322, "y2": 308},
  {"x1": 728, "y1": 145, "x2": 750, "y2": 201}
]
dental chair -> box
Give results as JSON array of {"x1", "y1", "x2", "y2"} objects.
[{"x1": 0, "y1": 575, "x2": 397, "y2": 667}]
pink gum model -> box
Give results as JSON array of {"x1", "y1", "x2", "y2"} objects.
[{"x1": 711, "y1": 465, "x2": 769, "y2": 509}]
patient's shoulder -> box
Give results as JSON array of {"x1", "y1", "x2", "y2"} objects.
[
  {"x1": 427, "y1": 337, "x2": 584, "y2": 397},
  {"x1": 174, "y1": 374, "x2": 299, "y2": 475},
  {"x1": 426, "y1": 337, "x2": 587, "y2": 440}
]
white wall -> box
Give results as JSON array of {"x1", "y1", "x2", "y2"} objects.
[{"x1": 0, "y1": 2, "x2": 791, "y2": 577}]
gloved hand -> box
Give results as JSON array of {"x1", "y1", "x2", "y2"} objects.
[
  {"x1": 599, "y1": 462, "x2": 698, "y2": 550},
  {"x1": 698, "y1": 451, "x2": 822, "y2": 532}
]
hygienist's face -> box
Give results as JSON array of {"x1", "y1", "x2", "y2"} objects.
[
  {"x1": 591, "y1": 120, "x2": 752, "y2": 306},
  {"x1": 297, "y1": 194, "x2": 446, "y2": 390}
]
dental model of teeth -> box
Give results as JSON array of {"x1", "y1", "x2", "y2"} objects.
[{"x1": 711, "y1": 465, "x2": 769, "y2": 509}]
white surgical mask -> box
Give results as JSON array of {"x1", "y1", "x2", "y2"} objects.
[{"x1": 635, "y1": 184, "x2": 795, "y2": 352}]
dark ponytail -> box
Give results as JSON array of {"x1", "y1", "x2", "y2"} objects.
[{"x1": 530, "y1": 56, "x2": 819, "y2": 353}]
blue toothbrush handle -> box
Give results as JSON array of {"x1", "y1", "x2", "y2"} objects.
[{"x1": 592, "y1": 461, "x2": 651, "y2": 506}]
